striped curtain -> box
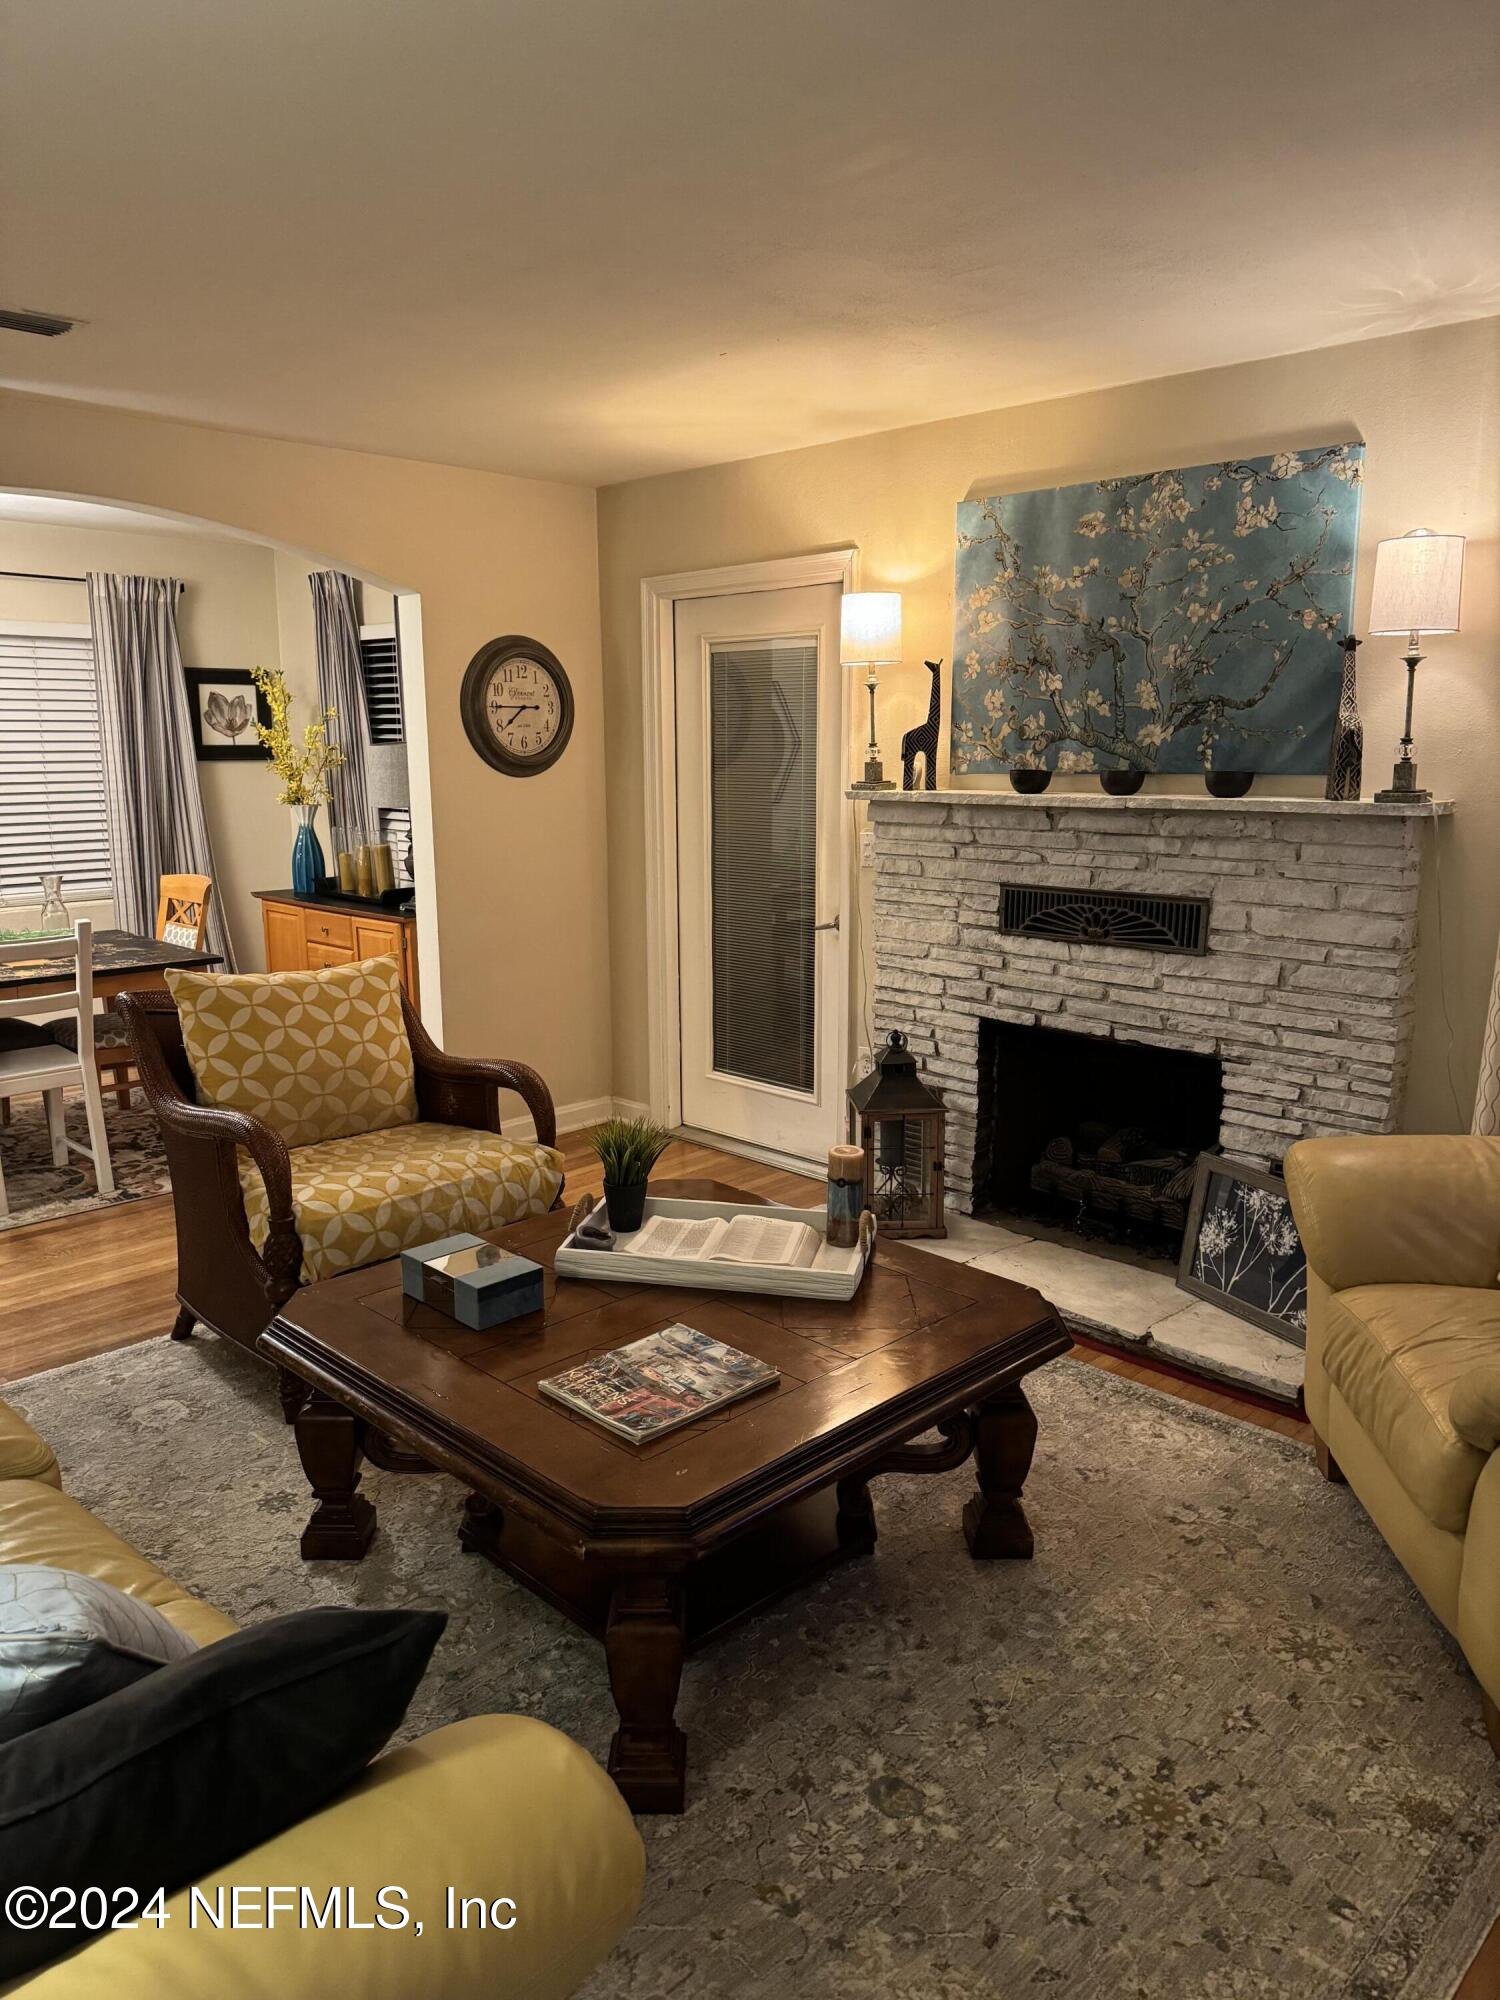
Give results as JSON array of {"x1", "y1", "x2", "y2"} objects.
[
  {"x1": 86, "y1": 573, "x2": 236, "y2": 970},
  {"x1": 309, "y1": 571, "x2": 373, "y2": 847}
]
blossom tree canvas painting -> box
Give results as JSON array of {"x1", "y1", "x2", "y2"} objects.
[{"x1": 951, "y1": 443, "x2": 1364, "y2": 775}]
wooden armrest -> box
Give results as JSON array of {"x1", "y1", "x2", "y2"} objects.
[
  {"x1": 115, "y1": 992, "x2": 301, "y2": 1296},
  {"x1": 402, "y1": 998, "x2": 557, "y2": 1147}
]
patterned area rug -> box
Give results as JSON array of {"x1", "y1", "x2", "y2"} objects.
[
  {"x1": 0, "y1": 1091, "x2": 169, "y2": 1230},
  {"x1": 9, "y1": 1338, "x2": 1498, "y2": 1999}
]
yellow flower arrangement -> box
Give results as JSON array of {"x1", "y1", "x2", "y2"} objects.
[{"x1": 250, "y1": 667, "x2": 345, "y2": 807}]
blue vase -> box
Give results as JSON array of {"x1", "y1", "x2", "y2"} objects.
[{"x1": 291, "y1": 806, "x2": 325, "y2": 895}]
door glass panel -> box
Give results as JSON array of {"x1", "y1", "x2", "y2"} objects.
[{"x1": 708, "y1": 638, "x2": 817, "y2": 1092}]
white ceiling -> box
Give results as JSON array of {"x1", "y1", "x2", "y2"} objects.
[{"x1": 3, "y1": 0, "x2": 1497, "y2": 486}]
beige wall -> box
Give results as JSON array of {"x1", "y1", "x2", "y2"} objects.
[
  {"x1": 0, "y1": 516, "x2": 284, "y2": 968},
  {"x1": 598, "y1": 317, "x2": 1500, "y2": 1135},
  {"x1": 0, "y1": 389, "x2": 611, "y2": 1113}
]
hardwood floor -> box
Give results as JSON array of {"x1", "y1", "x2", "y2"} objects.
[
  {"x1": 0, "y1": 1131, "x2": 1312, "y2": 1438},
  {"x1": 3, "y1": 1129, "x2": 1494, "y2": 1990}
]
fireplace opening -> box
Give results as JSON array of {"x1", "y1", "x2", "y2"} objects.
[{"x1": 973, "y1": 1019, "x2": 1223, "y2": 1251}]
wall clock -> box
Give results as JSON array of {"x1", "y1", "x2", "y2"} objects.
[{"x1": 460, "y1": 635, "x2": 575, "y2": 776}]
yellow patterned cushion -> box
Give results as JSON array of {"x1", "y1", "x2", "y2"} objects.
[
  {"x1": 166, "y1": 957, "x2": 417, "y2": 1149},
  {"x1": 238, "y1": 1122, "x2": 565, "y2": 1280}
]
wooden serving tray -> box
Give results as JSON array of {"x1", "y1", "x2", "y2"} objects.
[{"x1": 554, "y1": 1195, "x2": 876, "y2": 1301}]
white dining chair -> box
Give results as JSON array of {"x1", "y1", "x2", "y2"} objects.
[{"x1": 0, "y1": 921, "x2": 115, "y2": 1217}]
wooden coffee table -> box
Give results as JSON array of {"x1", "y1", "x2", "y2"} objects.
[{"x1": 259, "y1": 1180, "x2": 1071, "y2": 1811}]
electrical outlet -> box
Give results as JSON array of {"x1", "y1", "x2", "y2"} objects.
[{"x1": 860, "y1": 828, "x2": 877, "y2": 869}]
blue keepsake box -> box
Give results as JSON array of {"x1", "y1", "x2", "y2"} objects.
[{"x1": 400, "y1": 1233, "x2": 545, "y2": 1329}]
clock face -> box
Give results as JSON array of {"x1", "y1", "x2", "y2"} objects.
[
  {"x1": 484, "y1": 655, "x2": 563, "y2": 761},
  {"x1": 460, "y1": 636, "x2": 574, "y2": 776}
]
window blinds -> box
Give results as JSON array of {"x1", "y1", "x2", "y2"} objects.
[
  {"x1": 359, "y1": 631, "x2": 405, "y2": 745},
  {"x1": 708, "y1": 639, "x2": 818, "y2": 1094},
  {"x1": 0, "y1": 626, "x2": 112, "y2": 903}
]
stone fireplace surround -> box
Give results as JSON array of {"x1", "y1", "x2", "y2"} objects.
[{"x1": 864, "y1": 792, "x2": 1449, "y2": 1216}]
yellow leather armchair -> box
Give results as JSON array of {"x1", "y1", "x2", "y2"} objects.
[
  {"x1": 1286, "y1": 1133, "x2": 1500, "y2": 1759},
  {"x1": 0, "y1": 1398, "x2": 645, "y2": 1997}
]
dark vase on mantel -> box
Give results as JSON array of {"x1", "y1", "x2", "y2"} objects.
[
  {"x1": 1204, "y1": 771, "x2": 1254, "y2": 798},
  {"x1": 1099, "y1": 769, "x2": 1146, "y2": 796},
  {"x1": 1008, "y1": 768, "x2": 1052, "y2": 794}
]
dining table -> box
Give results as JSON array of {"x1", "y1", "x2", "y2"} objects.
[{"x1": 0, "y1": 928, "x2": 222, "y2": 1004}]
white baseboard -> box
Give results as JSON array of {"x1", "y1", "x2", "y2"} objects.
[{"x1": 500, "y1": 1093, "x2": 621, "y2": 1145}]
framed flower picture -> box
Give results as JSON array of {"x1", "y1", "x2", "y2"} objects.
[
  {"x1": 185, "y1": 668, "x2": 272, "y2": 762},
  {"x1": 1176, "y1": 1154, "x2": 1307, "y2": 1348}
]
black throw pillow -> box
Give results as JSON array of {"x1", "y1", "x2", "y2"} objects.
[{"x1": 0, "y1": 1605, "x2": 444, "y2": 1983}]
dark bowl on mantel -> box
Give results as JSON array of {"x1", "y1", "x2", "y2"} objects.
[
  {"x1": 1007, "y1": 769, "x2": 1052, "y2": 794},
  {"x1": 1204, "y1": 770, "x2": 1254, "y2": 798},
  {"x1": 1099, "y1": 769, "x2": 1146, "y2": 796}
]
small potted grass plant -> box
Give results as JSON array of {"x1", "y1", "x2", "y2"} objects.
[{"x1": 592, "y1": 1115, "x2": 672, "y2": 1234}]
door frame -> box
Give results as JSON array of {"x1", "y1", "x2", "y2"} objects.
[{"x1": 640, "y1": 549, "x2": 858, "y2": 1153}]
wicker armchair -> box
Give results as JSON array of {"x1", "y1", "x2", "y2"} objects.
[{"x1": 114, "y1": 988, "x2": 562, "y2": 1378}]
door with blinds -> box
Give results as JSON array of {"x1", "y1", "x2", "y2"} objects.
[{"x1": 674, "y1": 584, "x2": 844, "y2": 1163}]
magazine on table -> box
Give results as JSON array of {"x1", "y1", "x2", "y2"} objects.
[
  {"x1": 620, "y1": 1210, "x2": 862, "y2": 1276},
  {"x1": 538, "y1": 1323, "x2": 779, "y2": 1442}
]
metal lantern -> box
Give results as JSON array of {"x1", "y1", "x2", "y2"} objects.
[{"x1": 847, "y1": 1029, "x2": 947, "y2": 1238}]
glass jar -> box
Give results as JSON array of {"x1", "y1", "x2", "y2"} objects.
[{"x1": 37, "y1": 874, "x2": 71, "y2": 934}]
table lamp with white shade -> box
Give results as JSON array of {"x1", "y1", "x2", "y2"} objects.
[
  {"x1": 843, "y1": 591, "x2": 902, "y2": 791},
  {"x1": 1368, "y1": 528, "x2": 1465, "y2": 804}
]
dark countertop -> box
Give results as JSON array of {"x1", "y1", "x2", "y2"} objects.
[{"x1": 253, "y1": 888, "x2": 416, "y2": 923}]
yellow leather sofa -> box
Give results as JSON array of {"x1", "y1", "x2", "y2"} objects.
[
  {"x1": 1286, "y1": 1134, "x2": 1500, "y2": 1758},
  {"x1": 0, "y1": 1397, "x2": 645, "y2": 1997}
]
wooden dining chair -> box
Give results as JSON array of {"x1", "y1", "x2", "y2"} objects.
[
  {"x1": 49, "y1": 874, "x2": 214, "y2": 1110},
  {"x1": 0, "y1": 922, "x2": 115, "y2": 1216}
]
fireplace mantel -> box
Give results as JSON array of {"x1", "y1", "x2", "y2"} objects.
[
  {"x1": 854, "y1": 789, "x2": 1452, "y2": 819},
  {"x1": 863, "y1": 788, "x2": 1445, "y2": 1209}
]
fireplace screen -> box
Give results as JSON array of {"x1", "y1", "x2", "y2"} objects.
[{"x1": 974, "y1": 1019, "x2": 1223, "y2": 1245}]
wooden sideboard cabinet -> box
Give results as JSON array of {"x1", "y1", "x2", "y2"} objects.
[{"x1": 254, "y1": 890, "x2": 419, "y2": 1010}]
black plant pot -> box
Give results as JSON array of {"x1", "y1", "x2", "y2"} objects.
[
  {"x1": 1204, "y1": 771, "x2": 1254, "y2": 798},
  {"x1": 603, "y1": 1179, "x2": 649, "y2": 1234},
  {"x1": 1099, "y1": 770, "x2": 1146, "y2": 796},
  {"x1": 1008, "y1": 769, "x2": 1052, "y2": 794}
]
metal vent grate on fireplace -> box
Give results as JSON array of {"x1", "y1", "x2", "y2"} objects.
[{"x1": 1000, "y1": 884, "x2": 1210, "y2": 955}]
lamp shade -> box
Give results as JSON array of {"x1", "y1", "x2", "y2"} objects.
[
  {"x1": 840, "y1": 591, "x2": 903, "y2": 666},
  {"x1": 1368, "y1": 529, "x2": 1465, "y2": 637}
]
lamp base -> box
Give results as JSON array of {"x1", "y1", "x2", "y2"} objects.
[
  {"x1": 853, "y1": 752, "x2": 894, "y2": 791},
  {"x1": 850, "y1": 779, "x2": 896, "y2": 794},
  {"x1": 1373, "y1": 756, "x2": 1429, "y2": 805}
]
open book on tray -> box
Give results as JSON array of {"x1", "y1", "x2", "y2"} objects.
[
  {"x1": 539, "y1": 1323, "x2": 778, "y2": 1442},
  {"x1": 623, "y1": 1210, "x2": 857, "y2": 1275}
]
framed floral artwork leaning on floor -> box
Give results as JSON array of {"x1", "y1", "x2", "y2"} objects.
[
  {"x1": 1177, "y1": 1154, "x2": 1308, "y2": 1347},
  {"x1": 951, "y1": 442, "x2": 1364, "y2": 777},
  {"x1": 184, "y1": 668, "x2": 273, "y2": 761}
]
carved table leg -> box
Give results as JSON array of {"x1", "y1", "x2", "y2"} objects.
[
  {"x1": 457, "y1": 1491, "x2": 504, "y2": 1559},
  {"x1": 605, "y1": 1576, "x2": 688, "y2": 1813},
  {"x1": 278, "y1": 1368, "x2": 310, "y2": 1425},
  {"x1": 962, "y1": 1386, "x2": 1038, "y2": 1560},
  {"x1": 835, "y1": 1473, "x2": 878, "y2": 1556},
  {"x1": 169, "y1": 1306, "x2": 196, "y2": 1342},
  {"x1": 294, "y1": 1391, "x2": 376, "y2": 1560}
]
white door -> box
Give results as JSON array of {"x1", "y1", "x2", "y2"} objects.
[{"x1": 674, "y1": 584, "x2": 845, "y2": 1163}]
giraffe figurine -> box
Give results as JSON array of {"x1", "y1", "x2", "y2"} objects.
[{"x1": 901, "y1": 659, "x2": 943, "y2": 791}]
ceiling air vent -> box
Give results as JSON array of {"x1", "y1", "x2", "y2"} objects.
[{"x1": 0, "y1": 306, "x2": 78, "y2": 338}]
